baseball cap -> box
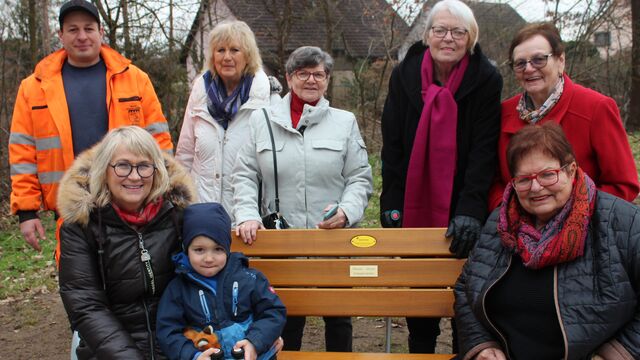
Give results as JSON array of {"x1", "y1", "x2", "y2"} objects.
[{"x1": 59, "y1": 0, "x2": 100, "y2": 28}]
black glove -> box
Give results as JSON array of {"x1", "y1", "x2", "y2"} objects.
[
  {"x1": 446, "y1": 215, "x2": 482, "y2": 258},
  {"x1": 380, "y1": 210, "x2": 402, "y2": 228}
]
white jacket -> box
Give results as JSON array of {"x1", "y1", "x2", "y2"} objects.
[
  {"x1": 233, "y1": 93, "x2": 373, "y2": 228},
  {"x1": 176, "y1": 70, "x2": 278, "y2": 223}
]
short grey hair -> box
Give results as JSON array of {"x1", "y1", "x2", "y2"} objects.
[
  {"x1": 89, "y1": 126, "x2": 170, "y2": 209},
  {"x1": 285, "y1": 46, "x2": 334, "y2": 75},
  {"x1": 423, "y1": 0, "x2": 479, "y2": 54}
]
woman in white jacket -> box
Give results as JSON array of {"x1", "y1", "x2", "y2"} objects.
[
  {"x1": 233, "y1": 46, "x2": 373, "y2": 353},
  {"x1": 176, "y1": 20, "x2": 280, "y2": 222}
]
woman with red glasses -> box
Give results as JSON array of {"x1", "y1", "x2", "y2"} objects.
[
  {"x1": 489, "y1": 22, "x2": 639, "y2": 210},
  {"x1": 455, "y1": 122, "x2": 640, "y2": 360}
]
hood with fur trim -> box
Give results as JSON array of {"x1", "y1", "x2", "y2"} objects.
[{"x1": 57, "y1": 147, "x2": 196, "y2": 226}]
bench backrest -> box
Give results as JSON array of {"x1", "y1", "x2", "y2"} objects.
[{"x1": 230, "y1": 228, "x2": 463, "y2": 318}]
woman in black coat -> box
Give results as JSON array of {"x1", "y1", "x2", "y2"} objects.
[
  {"x1": 455, "y1": 123, "x2": 640, "y2": 360},
  {"x1": 57, "y1": 126, "x2": 196, "y2": 359},
  {"x1": 380, "y1": 0, "x2": 502, "y2": 353}
]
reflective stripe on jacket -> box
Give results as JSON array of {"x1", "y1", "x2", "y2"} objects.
[{"x1": 9, "y1": 44, "x2": 173, "y2": 214}]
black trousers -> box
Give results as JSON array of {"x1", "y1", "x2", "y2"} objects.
[
  {"x1": 281, "y1": 316, "x2": 352, "y2": 352},
  {"x1": 406, "y1": 317, "x2": 458, "y2": 353}
]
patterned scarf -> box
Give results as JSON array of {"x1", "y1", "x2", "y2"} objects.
[
  {"x1": 517, "y1": 76, "x2": 564, "y2": 124},
  {"x1": 497, "y1": 167, "x2": 596, "y2": 269},
  {"x1": 113, "y1": 197, "x2": 164, "y2": 227},
  {"x1": 204, "y1": 70, "x2": 254, "y2": 130}
]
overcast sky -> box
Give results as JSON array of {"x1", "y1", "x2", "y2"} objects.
[{"x1": 394, "y1": 0, "x2": 593, "y2": 40}]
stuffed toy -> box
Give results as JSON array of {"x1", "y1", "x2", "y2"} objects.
[{"x1": 183, "y1": 325, "x2": 221, "y2": 351}]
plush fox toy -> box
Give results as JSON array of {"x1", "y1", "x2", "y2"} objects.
[{"x1": 183, "y1": 325, "x2": 221, "y2": 351}]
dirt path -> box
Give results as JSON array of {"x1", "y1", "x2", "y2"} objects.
[{"x1": 0, "y1": 291, "x2": 452, "y2": 358}]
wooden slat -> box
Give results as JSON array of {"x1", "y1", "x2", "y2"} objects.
[
  {"x1": 278, "y1": 352, "x2": 453, "y2": 359},
  {"x1": 276, "y1": 288, "x2": 454, "y2": 317},
  {"x1": 231, "y1": 228, "x2": 450, "y2": 257},
  {"x1": 250, "y1": 258, "x2": 464, "y2": 287}
]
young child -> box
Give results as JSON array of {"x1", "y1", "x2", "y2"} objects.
[{"x1": 157, "y1": 203, "x2": 286, "y2": 360}]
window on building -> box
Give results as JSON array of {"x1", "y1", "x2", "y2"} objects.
[{"x1": 594, "y1": 31, "x2": 611, "y2": 47}]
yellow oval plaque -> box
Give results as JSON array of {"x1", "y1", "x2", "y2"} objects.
[{"x1": 350, "y1": 235, "x2": 377, "y2": 248}]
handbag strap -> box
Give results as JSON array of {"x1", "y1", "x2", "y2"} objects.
[{"x1": 262, "y1": 108, "x2": 280, "y2": 212}]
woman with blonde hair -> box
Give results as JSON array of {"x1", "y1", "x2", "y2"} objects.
[
  {"x1": 58, "y1": 126, "x2": 196, "y2": 359},
  {"x1": 176, "y1": 20, "x2": 281, "y2": 222}
]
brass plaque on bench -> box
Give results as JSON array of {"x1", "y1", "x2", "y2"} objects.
[
  {"x1": 349, "y1": 265, "x2": 378, "y2": 277},
  {"x1": 350, "y1": 235, "x2": 377, "y2": 248}
]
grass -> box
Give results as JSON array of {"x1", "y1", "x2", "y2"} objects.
[
  {"x1": 0, "y1": 213, "x2": 58, "y2": 300},
  {"x1": 361, "y1": 154, "x2": 382, "y2": 228}
]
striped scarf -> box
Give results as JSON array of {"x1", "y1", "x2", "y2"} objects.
[{"x1": 204, "y1": 71, "x2": 254, "y2": 130}]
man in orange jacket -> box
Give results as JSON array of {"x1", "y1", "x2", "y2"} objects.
[{"x1": 9, "y1": 0, "x2": 173, "y2": 252}]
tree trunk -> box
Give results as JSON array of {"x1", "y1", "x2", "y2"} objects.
[
  {"x1": 41, "y1": 0, "x2": 51, "y2": 55},
  {"x1": 28, "y1": 0, "x2": 38, "y2": 67},
  {"x1": 630, "y1": 0, "x2": 640, "y2": 130},
  {"x1": 122, "y1": 0, "x2": 131, "y2": 57}
]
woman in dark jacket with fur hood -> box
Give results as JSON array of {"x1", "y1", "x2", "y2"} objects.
[
  {"x1": 57, "y1": 126, "x2": 196, "y2": 360},
  {"x1": 454, "y1": 123, "x2": 640, "y2": 360}
]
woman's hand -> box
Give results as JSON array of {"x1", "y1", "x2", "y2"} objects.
[
  {"x1": 234, "y1": 339, "x2": 257, "y2": 360},
  {"x1": 317, "y1": 205, "x2": 347, "y2": 229},
  {"x1": 235, "y1": 220, "x2": 263, "y2": 245},
  {"x1": 476, "y1": 347, "x2": 507, "y2": 360},
  {"x1": 196, "y1": 347, "x2": 221, "y2": 360},
  {"x1": 592, "y1": 355, "x2": 605, "y2": 360}
]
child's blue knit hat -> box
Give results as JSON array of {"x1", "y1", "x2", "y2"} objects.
[{"x1": 182, "y1": 203, "x2": 231, "y2": 254}]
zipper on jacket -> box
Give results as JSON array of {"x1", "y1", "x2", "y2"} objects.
[
  {"x1": 199, "y1": 289, "x2": 212, "y2": 323},
  {"x1": 137, "y1": 232, "x2": 156, "y2": 296},
  {"x1": 118, "y1": 95, "x2": 142, "y2": 102},
  {"x1": 232, "y1": 281, "x2": 239, "y2": 317},
  {"x1": 553, "y1": 266, "x2": 569, "y2": 360},
  {"x1": 142, "y1": 298, "x2": 156, "y2": 360},
  {"x1": 107, "y1": 66, "x2": 130, "y2": 116},
  {"x1": 481, "y1": 255, "x2": 512, "y2": 357}
]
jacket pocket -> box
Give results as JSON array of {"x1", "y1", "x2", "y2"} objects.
[
  {"x1": 311, "y1": 139, "x2": 345, "y2": 174},
  {"x1": 113, "y1": 94, "x2": 144, "y2": 126},
  {"x1": 312, "y1": 139, "x2": 343, "y2": 152},
  {"x1": 256, "y1": 140, "x2": 284, "y2": 153},
  {"x1": 118, "y1": 96, "x2": 142, "y2": 102}
]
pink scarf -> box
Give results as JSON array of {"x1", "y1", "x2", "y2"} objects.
[{"x1": 403, "y1": 49, "x2": 469, "y2": 227}]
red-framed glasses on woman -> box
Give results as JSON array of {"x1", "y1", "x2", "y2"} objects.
[{"x1": 512, "y1": 163, "x2": 571, "y2": 192}]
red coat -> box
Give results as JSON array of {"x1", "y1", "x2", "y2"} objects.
[{"x1": 489, "y1": 74, "x2": 639, "y2": 209}]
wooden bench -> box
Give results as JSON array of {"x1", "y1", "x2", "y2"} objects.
[{"x1": 231, "y1": 228, "x2": 463, "y2": 359}]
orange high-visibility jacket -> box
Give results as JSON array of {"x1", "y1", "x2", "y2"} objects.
[{"x1": 9, "y1": 44, "x2": 173, "y2": 215}]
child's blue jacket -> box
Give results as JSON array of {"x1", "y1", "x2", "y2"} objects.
[{"x1": 156, "y1": 251, "x2": 286, "y2": 360}]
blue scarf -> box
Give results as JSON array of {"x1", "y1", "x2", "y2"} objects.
[{"x1": 204, "y1": 70, "x2": 254, "y2": 129}]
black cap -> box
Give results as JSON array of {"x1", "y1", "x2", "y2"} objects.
[{"x1": 59, "y1": 0, "x2": 100, "y2": 28}]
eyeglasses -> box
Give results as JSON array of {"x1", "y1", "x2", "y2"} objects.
[
  {"x1": 110, "y1": 162, "x2": 156, "y2": 178},
  {"x1": 511, "y1": 53, "x2": 553, "y2": 72},
  {"x1": 430, "y1": 26, "x2": 468, "y2": 40},
  {"x1": 511, "y1": 163, "x2": 570, "y2": 192},
  {"x1": 294, "y1": 70, "x2": 327, "y2": 81}
]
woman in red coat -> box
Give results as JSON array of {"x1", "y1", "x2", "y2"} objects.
[{"x1": 489, "y1": 23, "x2": 639, "y2": 210}]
